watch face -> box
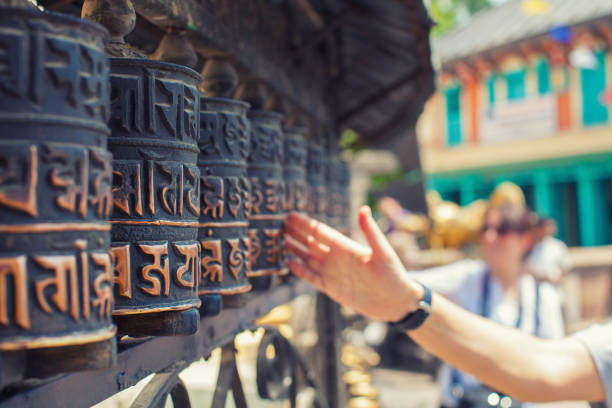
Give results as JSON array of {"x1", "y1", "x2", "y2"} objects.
[{"x1": 418, "y1": 300, "x2": 432, "y2": 314}]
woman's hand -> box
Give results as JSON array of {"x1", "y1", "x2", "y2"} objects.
[{"x1": 284, "y1": 206, "x2": 423, "y2": 322}]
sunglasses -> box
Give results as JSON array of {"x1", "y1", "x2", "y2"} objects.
[{"x1": 481, "y1": 223, "x2": 528, "y2": 235}]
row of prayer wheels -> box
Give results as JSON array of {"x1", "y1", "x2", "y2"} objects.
[{"x1": 0, "y1": 3, "x2": 351, "y2": 383}]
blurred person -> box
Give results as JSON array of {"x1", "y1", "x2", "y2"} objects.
[
  {"x1": 377, "y1": 196, "x2": 410, "y2": 234},
  {"x1": 525, "y1": 217, "x2": 571, "y2": 286},
  {"x1": 405, "y1": 205, "x2": 564, "y2": 408},
  {"x1": 284, "y1": 209, "x2": 608, "y2": 407}
]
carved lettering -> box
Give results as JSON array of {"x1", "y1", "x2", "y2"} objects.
[
  {"x1": 248, "y1": 229, "x2": 261, "y2": 266},
  {"x1": 112, "y1": 161, "x2": 143, "y2": 216},
  {"x1": 111, "y1": 244, "x2": 131, "y2": 298},
  {"x1": 153, "y1": 77, "x2": 181, "y2": 137},
  {"x1": 0, "y1": 31, "x2": 26, "y2": 99},
  {"x1": 89, "y1": 149, "x2": 113, "y2": 218},
  {"x1": 227, "y1": 177, "x2": 242, "y2": 218},
  {"x1": 250, "y1": 177, "x2": 263, "y2": 215},
  {"x1": 80, "y1": 44, "x2": 109, "y2": 121},
  {"x1": 46, "y1": 38, "x2": 80, "y2": 108},
  {"x1": 201, "y1": 240, "x2": 222, "y2": 283},
  {"x1": 33, "y1": 255, "x2": 80, "y2": 321},
  {"x1": 157, "y1": 163, "x2": 182, "y2": 216},
  {"x1": 91, "y1": 252, "x2": 113, "y2": 319},
  {"x1": 0, "y1": 145, "x2": 38, "y2": 217},
  {"x1": 0, "y1": 256, "x2": 30, "y2": 329},
  {"x1": 198, "y1": 111, "x2": 220, "y2": 156},
  {"x1": 264, "y1": 179, "x2": 282, "y2": 213},
  {"x1": 44, "y1": 144, "x2": 89, "y2": 218},
  {"x1": 174, "y1": 242, "x2": 200, "y2": 288},
  {"x1": 251, "y1": 126, "x2": 281, "y2": 163},
  {"x1": 138, "y1": 243, "x2": 170, "y2": 297},
  {"x1": 182, "y1": 85, "x2": 199, "y2": 142},
  {"x1": 227, "y1": 239, "x2": 245, "y2": 280},
  {"x1": 241, "y1": 177, "x2": 251, "y2": 217},
  {"x1": 201, "y1": 176, "x2": 224, "y2": 219},
  {"x1": 242, "y1": 237, "x2": 251, "y2": 272},
  {"x1": 110, "y1": 74, "x2": 143, "y2": 133},
  {"x1": 264, "y1": 230, "x2": 283, "y2": 264},
  {"x1": 183, "y1": 164, "x2": 200, "y2": 217}
]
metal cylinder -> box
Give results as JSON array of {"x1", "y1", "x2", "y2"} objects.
[
  {"x1": 246, "y1": 111, "x2": 287, "y2": 277},
  {"x1": 108, "y1": 58, "x2": 202, "y2": 336},
  {"x1": 0, "y1": 8, "x2": 115, "y2": 354},
  {"x1": 338, "y1": 159, "x2": 352, "y2": 235},
  {"x1": 283, "y1": 126, "x2": 308, "y2": 214},
  {"x1": 197, "y1": 97, "x2": 252, "y2": 296},
  {"x1": 306, "y1": 141, "x2": 327, "y2": 221}
]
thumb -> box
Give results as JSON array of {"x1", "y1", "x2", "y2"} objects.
[{"x1": 358, "y1": 205, "x2": 393, "y2": 256}]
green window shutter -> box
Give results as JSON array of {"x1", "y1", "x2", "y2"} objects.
[
  {"x1": 445, "y1": 86, "x2": 462, "y2": 146},
  {"x1": 536, "y1": 59, "x2": 550, "y2": 95},
  {"x1": 505, "y1": 69, "x2": 526, "y2": 101},
  {"x1": 581, "y1": 50, "x2": 609, "y2": 126},
  {"x1": 487, "y1": 75, "x2": 496, "y2": 105}
]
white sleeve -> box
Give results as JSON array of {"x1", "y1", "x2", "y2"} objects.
[
  {"x1": 573, "y1": 322, "x2": 612, "y2": 408},
  {"x1": 406, "y1": 259, "x2": 485, "y2": 304},
  {"x1": 537, "y1": 282, "x2": 564, "y2": 339}
]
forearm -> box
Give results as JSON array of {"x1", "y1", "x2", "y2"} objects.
[{"x1": 408, "y1": 293, "x2": 604, "y2": 402}]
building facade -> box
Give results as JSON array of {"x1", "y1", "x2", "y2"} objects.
[{"x1": 418, "y1": 0, "x2": 612, "y2": 247}]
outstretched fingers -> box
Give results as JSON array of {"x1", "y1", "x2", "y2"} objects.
[
  {"x1": 285, "y1": 212, "x2": 343, "y2": 248},
  {"x1": 288, "y1": 258, "x2": 324, "y2": 290},
  {"x1": 285, "y1": 235, "x2": 324, "y2": 271},
  {"x1": 358, "y1": 206, "x2": 395, "y2": 257}
]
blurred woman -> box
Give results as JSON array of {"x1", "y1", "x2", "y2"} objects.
[{"x1": 407, "y1": 204, "x2": 564, "y2": 408}]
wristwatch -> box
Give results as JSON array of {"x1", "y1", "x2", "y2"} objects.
[{"x1": 390, "y1": 283, "x2": 432, "y2": 331}]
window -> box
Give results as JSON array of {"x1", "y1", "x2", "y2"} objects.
[
  {"x1": 445, "y1": 86, "x2": 462, "y2": 146},
  {"x1": 486, "y1": 75, "x2": 496, "y2": 105},
  {"x1": 536, "y1": 59, "x2": 551, "y2": 95},
  {"x1": 505, "y1": 69, "x2": 526, "y2": 101},
  {"x1": 580, "y1": 49, "x2": 609, "y2": 126}
]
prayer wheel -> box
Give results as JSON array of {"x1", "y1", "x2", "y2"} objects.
[
  {"x1": 197, "y1": 72, "x2": 252, "y2": 296},
  {"x1": 246, "y1": 110, "x2": 287, "y2": 278},
  {"x1": 0, "y1": 7, "x2": 115, "y2": 377},
  {"x1": 83, "y1": 1, "x2": 203, "y2": 336},
  {"x1": 306, "y1": 138, "x2": 327, "y2": 222},
  {"x1": 283, "y1": 126, "x2": 308, "y2": 214},
  {"x1": 338, "y1": 159, "x2": 352, "y2": 235},
  {"x1": 107, "y1": 59, "x2": 202, "y2": 336}
]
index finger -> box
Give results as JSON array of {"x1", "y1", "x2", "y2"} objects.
[{"x1": 285, "y1": 212, "x2": 343, "y2": 247}]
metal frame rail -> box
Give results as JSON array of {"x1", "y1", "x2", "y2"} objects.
[{"x1": 0, "y1": 280, "x2": 319, "y2": 408}]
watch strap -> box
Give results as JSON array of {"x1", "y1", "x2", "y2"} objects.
[{"x1": 390, "y1": 283, "x2": 432, "y2": 331}]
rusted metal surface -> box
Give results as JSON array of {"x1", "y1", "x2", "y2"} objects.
[
  {"x1": 197, "y1": 96, "x2": 252, "y2": 296},
  {"x1": 0, "y1": 7, "x2": 115, "y2": 359},
  {"x1": 107, "y1": 58, "x2": 202, "y2": 335}
]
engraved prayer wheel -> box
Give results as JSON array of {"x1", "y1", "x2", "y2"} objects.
[
  {"x1": 108, "y1": 58, "x2": 202, "y2": 336},
  {"x1": 197, "y1": 96, "x2": 252, "y2": 296},
  {"x1": 306, "y1": 139, "x2": 327, "y2": 222},
  {"x1": 0, "y1": 7, "x2": 115, "y2": 375},
  {"x1": 245, "y1": 110, "x2": 287, "y2": 278},
  {"x1": 283, "y1": 126, "x2": 308, "y2": 214},
  {"x1": 338, "y1": 158, "x2": 352, "y2": 235}
]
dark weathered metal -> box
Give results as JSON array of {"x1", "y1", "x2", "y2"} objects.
[
  {"x1": 244, "y1": 109, "x2": 287, "y2": 278},
  {"x1": 197, "y1": 96, "x2": 252, "y2": 296},
  {"x1": 0, "y1": 6, "x2": 115, "y2": 374},
  {"x1": 200, "y1": 58, "x2": 240, "y2": 99},
  {"x1": 326, "y1": 155, "x2": 342, "y2": 229},
  {"x1": 129, "y1": 369, "x2": 191, "y2": 408},
  {"x1": 107, "y1": 58, "x2": 202, "y2": 336},
  {"x1": 151, "y1": 27, "x2": 198, "y2": 68},
  {"x1": 283, "y1": 126, "x2": 308, "y2": 214},
  {"x1": 306, "y1": 139, "x2": 327, "y2": 222},
  {"x1": 338, "y1": 159, "x2": 351, "y2": 235},
  {"x1": 211, "y1": 343, "x2": 247, "y2": 408},
  {"x1": 0, "y1": 280, "x2": 315, "y2": 407}
]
